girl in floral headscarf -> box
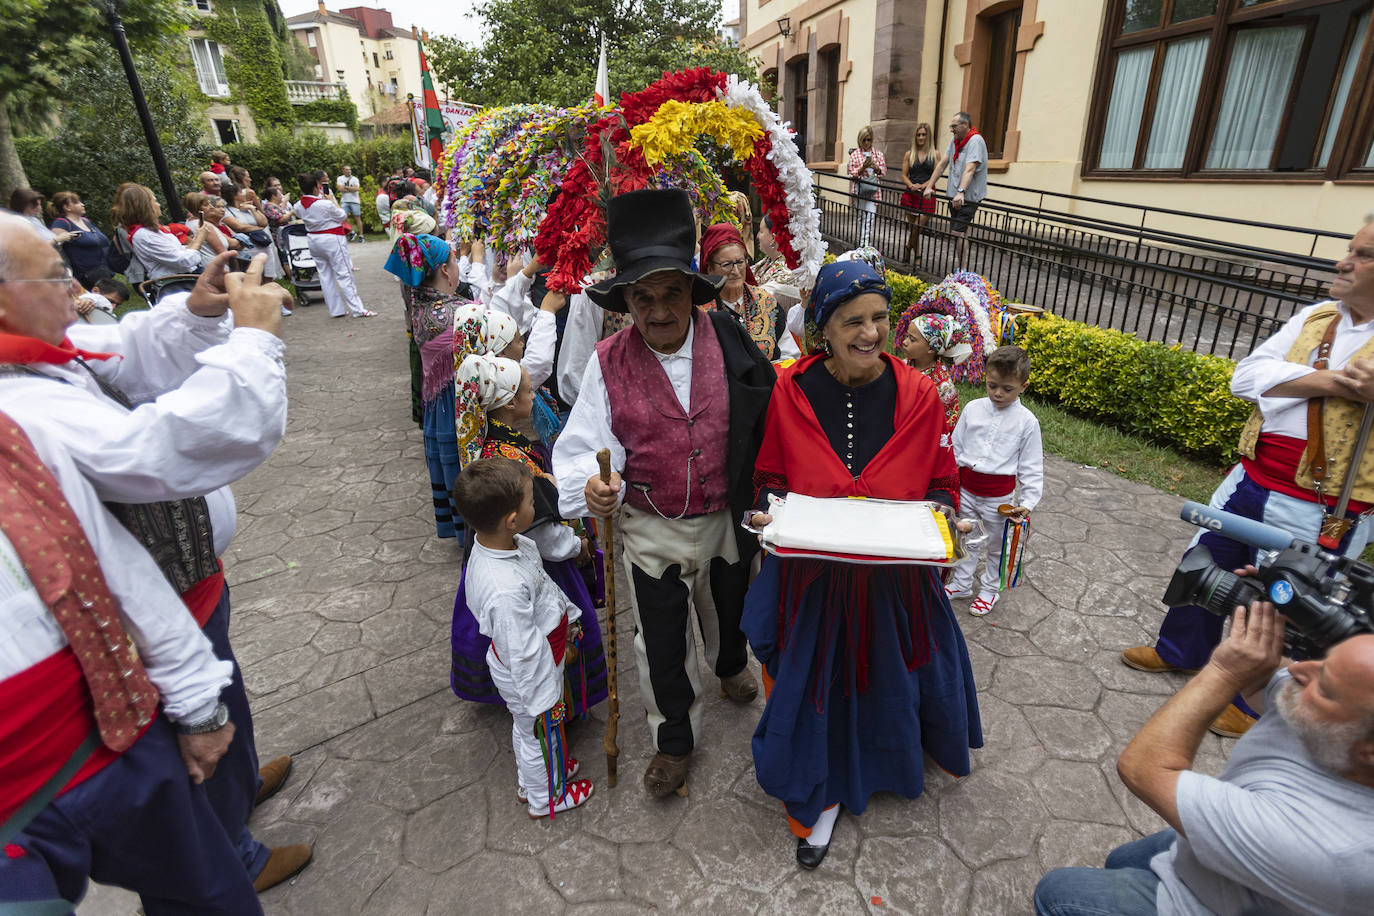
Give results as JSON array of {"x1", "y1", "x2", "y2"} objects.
[
  {"x1": 894, "y1": 307, "x2": 973, "y2": 434},
  {"x1": 449, "y1": 351, "x2": 609, "y2": 724},
  {"x1": 385, "y1": 232, "x2": 472, "y2": 537}
]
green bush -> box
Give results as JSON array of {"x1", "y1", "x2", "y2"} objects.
[
  {"x1": 225, "y1": 130, "x2": 413, "y2": 193},
  {"x1": 1018, "y1": 314, "x2": 1250, "y2": 464},
  {"x1": 884, "y1": 270, "x2": 928, "y2": 323}
]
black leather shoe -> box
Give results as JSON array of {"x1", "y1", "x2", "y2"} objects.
[{"x1": 796, "y1": 835, "x2": 830, "y2": 870}]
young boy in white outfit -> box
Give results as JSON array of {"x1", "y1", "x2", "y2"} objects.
[
  {"x1": 947, "y1": 345, "x2": 1043, "y2": 616},
  {"x1": 452, "y1": 458, "x2": 595, "y2": 818}
]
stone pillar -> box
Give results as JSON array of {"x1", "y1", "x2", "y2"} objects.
[{"x1": 871, "y1": 0, "x2": 930, "y2": 167}]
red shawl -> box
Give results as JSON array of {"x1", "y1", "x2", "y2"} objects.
[{"x1": 953, "y1": 127, "x2": 982, "y2": 158}]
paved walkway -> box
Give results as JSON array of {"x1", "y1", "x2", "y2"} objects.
[{"x1": 82, "y1": 243, "x2": 1234, "y2": 915}]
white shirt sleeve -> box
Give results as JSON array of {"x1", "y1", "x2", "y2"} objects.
[
  {"x1": 67, "y1": 293, "x2": 234, "y2": 404},
  {"x1": 131, "y1": 228, "x2": 202, "y2": 277},
  {"x1": 522, "y1": 310, "x2": 557, "y2": 389},
  {"x1": 526, "y1": 519, "x2": 580, "y2": 562},
  {"x1": 556, "y1": 292, "x2": 603, "y2": 405},
  {"x1": 485, "y1": 584, "x2": 552, "y2": 711},
  {"x1": 490, "y1": 270, "x2": 537, "y2": 333},
  {"x1": 1230, "y1": 305, "x2": 1321, "y2": 417},
  {"x1": 0, "y1": 329, "x2": 287, "y2": 503},
  {"x1": 1017, "y1": 412, "x2": 1044, "y2": 511},
  {"x1": 552, "y1": 357, "x2": 625, "y2": 519}
]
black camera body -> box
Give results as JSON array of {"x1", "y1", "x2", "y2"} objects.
[{"x1": 1164, "y1": 502, "x2": 1374, "y2": 656}]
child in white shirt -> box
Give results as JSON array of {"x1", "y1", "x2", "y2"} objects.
[
  {"x1": 452, "y1": 457, "x2": 595, "y2": 818},
  {"x1": 948, "y1": 345, "x2": 1043, "y2": 616}
]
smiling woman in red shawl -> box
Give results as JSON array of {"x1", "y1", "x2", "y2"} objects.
[
  {"x1": 741, "y1": 259, "x2": 983, "y2": 871},
  {"x1": 699, "y1": 221, "x2": 788, "y2": 360}
]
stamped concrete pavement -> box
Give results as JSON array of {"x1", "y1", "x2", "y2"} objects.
[{"x1": 81, "y1": 243, "x2": 1233, "y2": 915}]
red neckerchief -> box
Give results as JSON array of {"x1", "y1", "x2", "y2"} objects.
[
  {"x1": 300, "y1": 196, "x2": 320, "y2": 208},
  {"x1": 953, "y1": 127, "x2": 981, "y2": 158},
  {"x1": 0, "y1": 332, "x2": 119, "y2": 365},
  {"x1": 125, "y1": 223, "x2": 171, "y2": 238}
]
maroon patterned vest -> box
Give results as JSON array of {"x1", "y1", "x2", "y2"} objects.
[{"x1": 598, "y1": 309, "x2": 730, "y2": 518}]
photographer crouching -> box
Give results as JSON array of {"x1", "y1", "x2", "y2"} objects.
[{"x1": 1035, "y1": 597, "x2": 1374, "y2": 915}]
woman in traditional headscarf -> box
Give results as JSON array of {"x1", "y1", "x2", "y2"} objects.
[
  {"x1": 448, "y1": 351, "x2": 609, "y2": 722},
  {"x1": 384, "y1": 233, "x2": 470, "y2": 537},
  {"x1": 699, "y1": 221, "x2": 788, "y2": 360},
  {"x1": 894, "y1": 309, "x2": 973, "y2": 434},
  {"x1": 741, "y1": 260, "x2": 983, "y2": 870}
]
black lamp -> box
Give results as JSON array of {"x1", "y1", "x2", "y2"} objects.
[{"x1": 777, "y1": 17, "x2": 791, "y2": 39}]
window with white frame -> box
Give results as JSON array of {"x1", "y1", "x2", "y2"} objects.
[
  {"x1": 307, "y1": 30, "x2": 317, "y2": 48},
  {"x1": 185, "y1": 0, "x2": 212, "y2": 11},
  {"x1": 189, "y1": 38, "x2": 230, "y2": 98}
]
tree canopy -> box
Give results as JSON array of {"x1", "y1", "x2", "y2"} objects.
[{"x1": 427, "y1": 0, "x2": 759, "y2": 108}]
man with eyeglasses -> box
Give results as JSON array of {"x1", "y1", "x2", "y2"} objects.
[{"x1": 0, "y1": 212, "x2": 312, "y2": 897}]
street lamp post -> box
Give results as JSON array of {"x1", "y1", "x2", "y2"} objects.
[{"x1": 105, "y1": 0, "x2": 184, "y2": 221}]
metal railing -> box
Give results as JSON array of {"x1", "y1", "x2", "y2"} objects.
[
  {"x1": 809, "y1": 170, "x2": 1346, "y2": 359},
  {"x1": 285, "y1": 80, "x2": 348, "y2": 104}
]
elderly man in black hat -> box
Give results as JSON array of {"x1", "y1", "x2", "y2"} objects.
[{"x1": 552, "y1": 188, "x2": 776, "y2": 796}]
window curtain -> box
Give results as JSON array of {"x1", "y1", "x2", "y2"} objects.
[
  {"x1": 1318, "y1": 10, "x2": 1371, "y2": 168},
  {"x1": 1144, "y1": 35, "x2": 1209, "y2": 169},
  {"x1": 189, "y1": 39, "x2": 216, "y2": 96},
  {"x1": 1206, "y1": 25, "x2": 1305, "y2": 169},
  {"x1": 1099, "y1": 46, "x2": 1154, "y2": 168}
]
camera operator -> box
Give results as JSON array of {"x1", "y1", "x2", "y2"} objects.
[
  {"x1": 1037, "y1": 600, "x2": 1374, "y2": 915},
  {"x1": 1124, "y1": 214, "x2": 1374, "y2": 738}
]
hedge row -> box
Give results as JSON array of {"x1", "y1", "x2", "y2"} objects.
[{"x1": 1016, "y1": 314, "x2": 1249, "y2": 465}]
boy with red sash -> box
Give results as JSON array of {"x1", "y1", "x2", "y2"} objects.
[{"x1": 947, "y1": 346, "x2": 1043, "y2": 617}]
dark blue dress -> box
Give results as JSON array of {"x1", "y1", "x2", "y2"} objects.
[{"x1": 741, "y1": 360, "x2": 983, "y2": 828}]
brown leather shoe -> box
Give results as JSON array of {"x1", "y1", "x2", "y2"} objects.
[
  {"x1": 1120, "y1": 646, "x2": 1199, "y2": 675},
  {"x1": 642, "y1": 751, "x2": 690, "y2": 798},
  {"x1": 1208, "y1": 703, "x2": 1257, "y2": 739},
  {"x1": 255, "y1": 755, "x2": 293, "y2": 806},
  {"x1": 252, "y1": 844, "x2": 313, "y2": 893},
  {"x1": 720, "y1": 669, "x2": 759, "y2": 703}
]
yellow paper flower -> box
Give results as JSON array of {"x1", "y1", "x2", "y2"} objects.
[{"x1": 630, "y1": 99, "x2": 765, "y2": 166}]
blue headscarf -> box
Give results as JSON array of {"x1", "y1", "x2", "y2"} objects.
[
  {"x1": 804, "y1": 260, "x2": 892, "y2": 354},
  {"x1": 384, "y1": 233, "x2": 451, "y2": 287}
]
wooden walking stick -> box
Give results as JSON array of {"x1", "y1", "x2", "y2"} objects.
[{"x1": 597, "y1": 449, "x2": 620, "y2": 787}]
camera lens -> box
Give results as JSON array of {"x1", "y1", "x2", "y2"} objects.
[{"x1": 1163, "y1": 547, "x2": 1262, "y2": 616}]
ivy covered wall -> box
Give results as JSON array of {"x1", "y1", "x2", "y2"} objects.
[{"x1": 200, "y1": 0, "x2": 292, "y2": 127}]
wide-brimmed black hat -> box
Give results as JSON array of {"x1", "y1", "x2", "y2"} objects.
[{"x1": 585, "y1": 188, "x2": 723, "y2": 313}]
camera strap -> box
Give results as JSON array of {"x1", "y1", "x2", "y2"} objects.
[{"x1": 1308, "y1": 314, "x2": 1364, "y2": 547}]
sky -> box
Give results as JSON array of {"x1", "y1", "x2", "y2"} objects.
[{"x1": 277, "y1": 0, "x2": 737, "y2": 46}]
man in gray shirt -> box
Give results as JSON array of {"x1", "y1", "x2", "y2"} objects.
[
  {"x1": 923, "y1": 111, "x2": 987, "y2": 270},
  {"x1": 1034, "y1": 601, "x2": 1374, "y2": 915}
]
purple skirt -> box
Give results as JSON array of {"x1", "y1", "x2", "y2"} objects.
[{"x1": 450, "y1": 554, "x2": 609, "y2": 716}]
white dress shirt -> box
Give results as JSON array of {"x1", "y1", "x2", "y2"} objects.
[
  {"x1": 291, "y1": 196, "x2": 347, "y2": 233},
  {"x1": 131, "y1": 227, "x2": 202, "y2": 280},
  {"x1": 554, "y1": 290, "x2": 604, "y2": 404},
  {"x1": 0, "y1": 419, "x2": 232, "y2": 723},
  {"x1": 552, "y1": 321, "x2": 696, "y2": 519},
  {"x1": 465, "y1": 534, "x2": 580, "y2": 712},
  {"x1": 951, "y1": 396, "x2": 1044, "y2": 511},
  {"x1": 1230, "y1": 300, "x2": 1374, "y2": 440},
  {"x1": 486, "y1": 271, "x2": 559, "y2": 388},
  {"x1": 0, "y1": 294, "x2": 288, "y2": 555}
]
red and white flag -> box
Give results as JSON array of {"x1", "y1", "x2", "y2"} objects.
[{"x1": 593, "y1": 34, "x2": 609, "y2": 106}]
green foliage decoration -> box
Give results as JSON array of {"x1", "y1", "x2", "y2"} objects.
[
  {"x1": 1017, "y1": 314, "x2": 1250, "y2": 464},
  {"x1": 201, "y1": 0, "x2": 291, "y2": 126},
  {"x1": 294, "y1": 98, "x2": 360, "y2": 132}
]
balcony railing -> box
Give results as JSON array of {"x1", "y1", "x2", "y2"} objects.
[
  {"x1": 809, "y1": 170, "x2": 1346, "y2": 360},
  {"x1": 285, "y1": 80, "x2": 347, "y2": 104}
]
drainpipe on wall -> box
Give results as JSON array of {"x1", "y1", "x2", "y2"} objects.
[{"x1": 934, "y1": 0, "x2": 950, "y2": 125}]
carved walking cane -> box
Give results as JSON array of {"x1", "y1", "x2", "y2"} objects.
[{"x1": 597, "y1": 449, "x2": 620, "y2": 787}]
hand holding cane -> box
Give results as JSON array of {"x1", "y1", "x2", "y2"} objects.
[{"x1": 597, "y1": 449, "x2": 620, "y2": 787}]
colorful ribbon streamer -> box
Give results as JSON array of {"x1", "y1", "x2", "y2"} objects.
[{"x1": 998, "y1": 516, "x2": 1030, "y2": 590}]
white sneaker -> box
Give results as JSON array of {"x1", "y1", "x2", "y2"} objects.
[
  {"x1": 945, "y1": 585, "x2": 973, "y2": 600},
  {"x1": 527, "y1": 778, "x2": 594, "y2": 819},
  {"x1": 281, "y1": 306, "x2": 293, "y2": 317},
  {"x1": 517, "y1": 757, "x2": 580, "y2": 803},
  {"x1": 970, "y1": 593, "x2": 999, "y2": 617}
]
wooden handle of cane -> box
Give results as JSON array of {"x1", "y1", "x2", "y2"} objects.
[{"x1": 597, "y1": 448, "x2": 620, "y2": 787}]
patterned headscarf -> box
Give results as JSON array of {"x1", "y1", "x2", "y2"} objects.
[
  {"x1": 835, "y1": 246, "x2": 885, "y2": 275},
  {"x1": 383, "y1": 233, "x2": 451, "y2": 288},
  {"x1": 804, "y1": 260, "x2": 892, "y2": 354},
  {"x1": 454, "y1": 304, "x2": 523, "y2": 468},
  {"x1": 456, "y1": 353, "x2": 523, "y2": 469},
  {"x1": 389, "y1": 199, "x2": 437, "y2": 236},
  {"x1": 900, "y1": 312, "x2": 973, "y2": 365}
]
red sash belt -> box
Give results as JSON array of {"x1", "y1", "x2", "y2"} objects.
[
  {"x1": 182, "y1": 569, "x2": 226, "y2": 627},
  {"x1": 959, "y1": 466, "x2": 1016, "y2": 498},
  {"x1": 1241, "y1": 433, "x2": 1371, "y2": 514},
  {"x1": 0, "y1": 650, "x2": 134, "y2": 823},
  {"x1": 546, "y1": 614, "x2": 569, "y2": 666},
  {"x1": 308, "y1": 226, "x2": 348, "y2": 236}
]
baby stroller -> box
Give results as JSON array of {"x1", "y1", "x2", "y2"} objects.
[{"x1": 281, "y1": 224, "x2": 323, "y2": 308}]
